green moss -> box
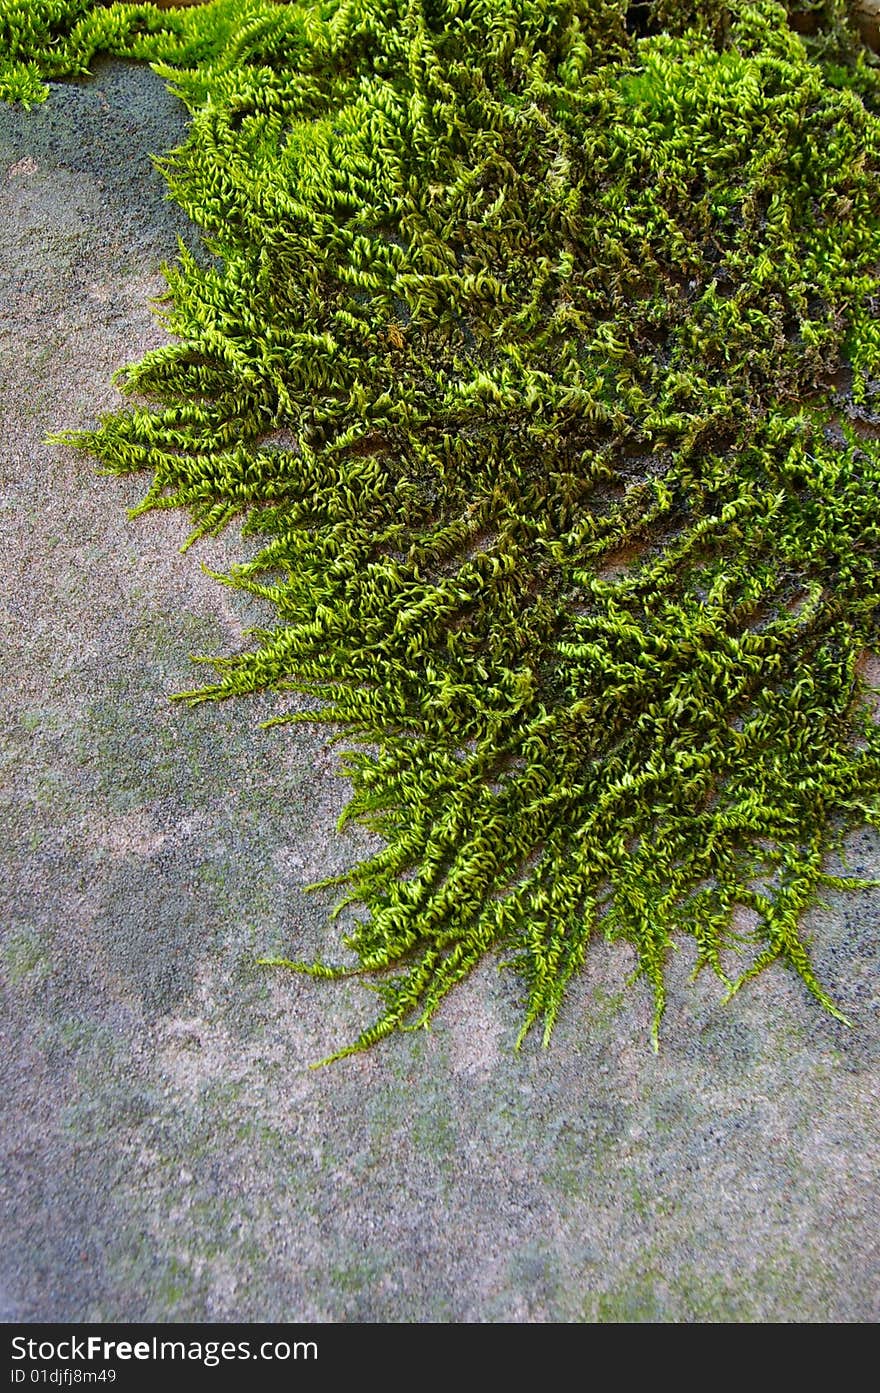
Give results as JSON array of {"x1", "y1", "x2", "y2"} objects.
[
  {"x1": 5, "y1": 0, "x2": 880, "y2": 1058},
  {"x1": 1, "y1": 927, "x2": 48, "y2": 984},
  {"x1": 588, "y1": 1263, "x2": 764, "y2": 1321},
  {"x1": 594, "y1": 1274, "x2": 666, "y2": 1323}
]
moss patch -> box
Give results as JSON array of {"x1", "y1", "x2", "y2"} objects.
[{"x1": 4, "y1": 0, "x2": 880, "y2": 1059}]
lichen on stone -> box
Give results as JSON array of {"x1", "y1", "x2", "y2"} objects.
[{"x1": 4, "y1": 0, "x2": 880, "y2": 1060}]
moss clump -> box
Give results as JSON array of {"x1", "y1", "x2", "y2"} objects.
[{"x1": 4, "y1": 0, "x2": 880, "y2": 1059}]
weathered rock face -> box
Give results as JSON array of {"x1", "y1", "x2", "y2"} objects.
[
  {"x1": 856, "y1": 0, "x2": 880, "y2": 51},
  {"x1": 2, "y1": 41, "x2": 879, "y2": 1328}
]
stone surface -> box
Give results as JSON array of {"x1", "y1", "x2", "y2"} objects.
[
  {"x1": 856, "y1": 1, "x2": 880, "y2": 52},
  {"x1": 0, "y1": 59, "x2": 878, "y2": 1324}
]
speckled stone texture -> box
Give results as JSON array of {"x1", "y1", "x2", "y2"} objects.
[{"x1": 1, "y1": 59, "x2": 878, "y2": 1324}]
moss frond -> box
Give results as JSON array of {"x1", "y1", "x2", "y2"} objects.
[{"x1": 8, "y1": 0, "x2": 880, "y2": 1056}]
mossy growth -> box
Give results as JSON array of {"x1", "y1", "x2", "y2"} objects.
[{"x1": 4, "y1": 0, "x2": 880, "y2": 1060}]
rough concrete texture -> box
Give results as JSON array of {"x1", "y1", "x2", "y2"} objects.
[{"x1": 1, "y1": 60, "x2": 878, "y2": 1324}]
